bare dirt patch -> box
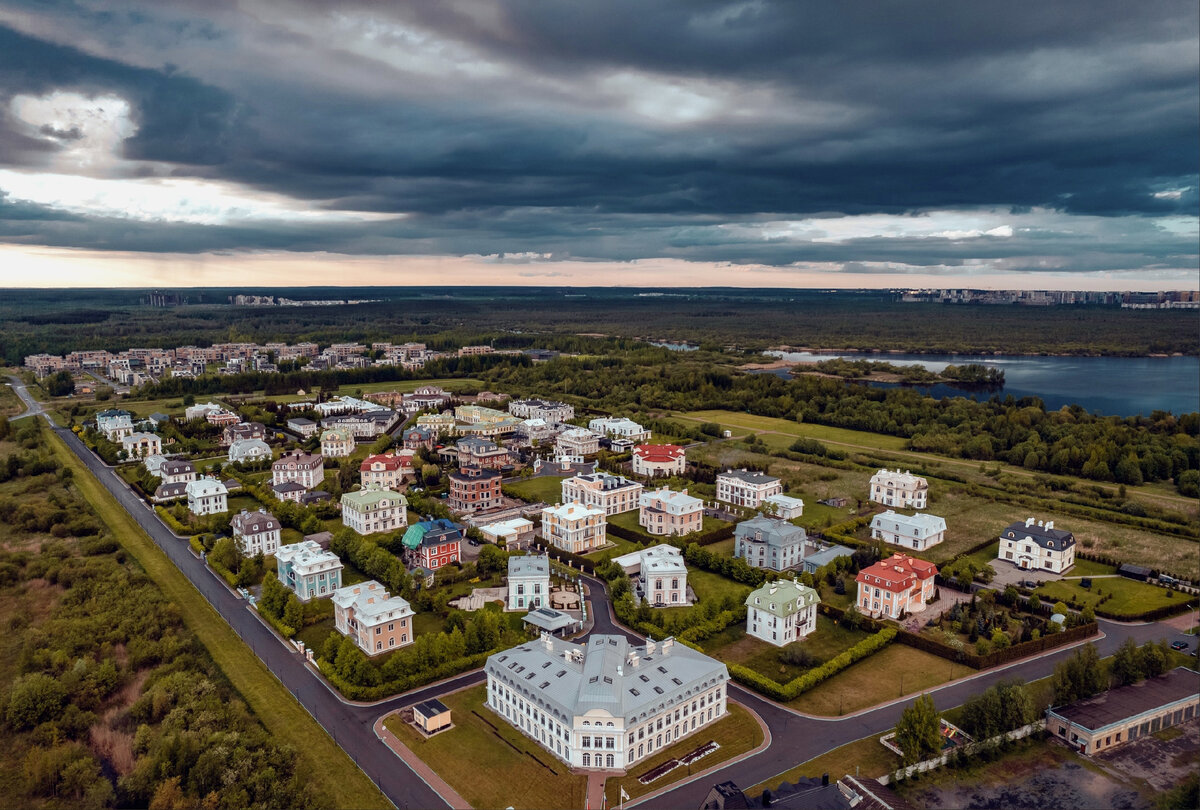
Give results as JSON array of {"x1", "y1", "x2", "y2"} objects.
[
  {"x1": 1096, "y1": 720, "x2": 1199, "y2": 792},
  {"x1": 901, "y1": 738, "x2": 1149, "y2": 810}
]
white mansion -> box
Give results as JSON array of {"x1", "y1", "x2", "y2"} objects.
[
  {"x1": 868, "y1": 469, "x2": 928, "y2": 510},
  {"x1": 485, "y1": 635, "x2": 729, "y2": 772},
  {"x1": 745, "y1": 579, "x2": 820, "y2": 647}
]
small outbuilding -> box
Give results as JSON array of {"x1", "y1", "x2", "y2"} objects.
[{"x1": 412, "y1": 699, "x2": 452, "y2": 735}]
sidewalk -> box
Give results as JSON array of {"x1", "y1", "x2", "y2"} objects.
[{"x1": 373, "y1": 715, "x2": 470, "y2": 810}]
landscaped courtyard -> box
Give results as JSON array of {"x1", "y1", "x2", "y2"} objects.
[{"x1": 383, "y1": 685, "x2": 588, "y2": 810}]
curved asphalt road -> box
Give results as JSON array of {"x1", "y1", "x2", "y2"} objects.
[{"x1": 11, "y1": 377, "x2": 1193, "y2": 810}]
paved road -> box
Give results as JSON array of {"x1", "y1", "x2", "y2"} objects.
[
  {"x1": 6, "y1": 377, "x2": 46, "y2": 420},
  {"x1": 16, "y1": 376, "x2": 1194, "y2": 810}
]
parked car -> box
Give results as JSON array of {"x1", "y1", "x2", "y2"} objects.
[{"x1": 1170, "y1": 641, "x2": 1189, "y2": 651}]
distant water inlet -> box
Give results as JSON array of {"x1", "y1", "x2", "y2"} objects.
[{"x1": 758, "y1": 351, "x2": 1199, "y2": 417}]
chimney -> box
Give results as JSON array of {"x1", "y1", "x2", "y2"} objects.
[
  {"x1": 1046, "y1": 521, "x2": 1054, "y2": 530},
  {"x1": 645, "y1": 639, "x2": 657, "y2": 656},
  {"x1": 1026, "y1": 517, "x2": 1035, "y2": 527},
  {"x1": 661, "y1": 638, "x2": 674, "y2": 654}
]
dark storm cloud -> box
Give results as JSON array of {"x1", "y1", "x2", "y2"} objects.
[{"x1": 0, "y1": 0, "x2": 1195, "y2": 272}]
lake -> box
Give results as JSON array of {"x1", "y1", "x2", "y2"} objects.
[{"x1": 761, "y1": 351, "x2": 1199, "y2": 417}]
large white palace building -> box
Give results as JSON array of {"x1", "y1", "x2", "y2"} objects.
[{"x1": 484, "y1": 634, "x2": 729, "y2": 772}]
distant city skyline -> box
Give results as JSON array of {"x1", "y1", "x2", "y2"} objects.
[{"x1": 0, "y1": 2, "x2": 1196, "y2": 289}]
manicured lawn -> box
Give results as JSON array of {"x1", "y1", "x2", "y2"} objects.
[
  {"x1": 706, "y1": 538, "x2": 736, "y2": 557},
  {"x1": 46, "y1": 429, "x2": 390, "y2": 809},
  {"x1": 604, "y1": 703, "x2": 764, "y2": 806},
  {"x1": 584, "y1": 534, "x2": 645, "y2": 562},
  {"x1": 412, "y1": 610, "x2": 445, "y2": 638},
  {"x1": 657, "y1": 568, "x2": 752, "y2": 622},
  {"x1": 960, "y1": 540, "x2": 1000, "y2": 569},
  {"x1": 788, "y1": 643, "x2": 961, "y2": 716},
  {"x1": 1062, "y1": 557, "x2": 1118, "y2": 577},
  {"x1": 505, "y1": 475, "x2": 568, "y2": 504},
  {"x1": 701, "y1": 615, "x2": 870, "y2": 682},
  {"x1": 384, "y1": 685, "x2": 587, "y2": 810},
  {"x1": 296, "y1": 616, "x2": 336, "y2": 652},
  {"x1": 749, "y1": 732, "x2": 901, "y2": 793},
  {"x1": 1034, "y1": 577, "x2": 1185, "y2": 618}
]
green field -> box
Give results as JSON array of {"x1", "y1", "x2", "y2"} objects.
[
  {"x1": 605, "y1": 702, "x2": 764, "y2": 806},
  {"x1": 505, "y1": 475, "x2": 568, "y2": 504},
  {"x1": 384, "y1": 685, "x2": 587, "y2": 810},
  {"x1": 788, "y1": 643, "x2": 962, "y2": 716},
  {"x1": 45, "y1": 428, "x2": 389, "y2": 809},
  {"x1": 1034, "y1": 577, "x2": 1186, "y2": 618},
  {"x1": 679, "y1": 410, "x2": 910, "y2": 451}
]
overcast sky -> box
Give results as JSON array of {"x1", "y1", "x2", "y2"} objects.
[{"x1": 0, "y1": 1, "x2": 1196, "y2": 289}]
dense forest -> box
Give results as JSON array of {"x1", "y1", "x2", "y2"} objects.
[
  {"x1": 0, "y1": 421, "x2": 320, "y2": 809},
  {"x1": 2, "y1": 287, "x2": 1197, "y2": 363}
]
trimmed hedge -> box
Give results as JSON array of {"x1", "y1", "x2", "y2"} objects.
[
  {"x1": 318, "y1": 650, "x2": 493, "y2": 702},
  {"x1": 256, "y1": 605, "x2": 297, "y2": 639},
  {"x1": 727, "y1": 627, "x2": 897, "y2": 702},
  {"x1": 188, "y1": 536, "x2": 205, "y2": 555},
  {"x1": 1097, "y1": 599, "x2": 1198, "y2": 623},
  {"x1": 155, "y1": 505, "x2": 194, "y2": 537}
]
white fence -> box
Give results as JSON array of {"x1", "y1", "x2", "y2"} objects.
[{"x1": 878, "y1": 722, "x2": 1041, "y2": 785}]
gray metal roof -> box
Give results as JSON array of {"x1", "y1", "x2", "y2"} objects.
[
  {"x1": 736, "y1": 515, "x2": 807, "y2": 547},
  {"x1": 1001, "y1": 520, "x2": 1075, "y2": 550},
  {"x1": 485, "y1": 634, "x2": 728, "y2": 724}
]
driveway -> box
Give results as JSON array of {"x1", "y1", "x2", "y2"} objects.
[{"x1": 989, "y1": 559, "x2": 1059, "y2": 589}]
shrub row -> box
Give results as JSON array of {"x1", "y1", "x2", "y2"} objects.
[
  {"x1": 727, "y1": 627, "x2": 897, "y2": 702},
  {"x1": 154, "y1": 506, "x2": 193, "y2": 537},
  {"x1": 317, "y1": 650, "x2": 493, "y2": 702},
  {"x1": 677, "y1": 607, "x2": 746, "y2": 645},
  {"x1": 1096, "y1": 598, "x2": 1197, "y2": 623},
  {"x1": 255, "y1": 604, "x2": 298, "y2": 639}
]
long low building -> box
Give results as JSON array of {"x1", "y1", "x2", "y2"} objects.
[
  {"x1": 485, "y1": 634, "x2": 729, "y2": 772},
  {"x1": 1046, "y1": 667, "x2": 1200, "y2": 755}
]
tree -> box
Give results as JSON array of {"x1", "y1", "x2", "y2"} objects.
[
  {"x1": 895, "y1": 693, "x2": 941, "y2": 765},
  {"x1": 1110, "y1": 638, "x2": 1144, "y2": 687},
  {"x1": 282, "y1": 594, "x2": 304, "y2": 632},
  {"x1": 5, "y1": 672, "x2": 68, "y2": 729},
  {"x1": 1140, "y1": 639, "x2": 1169, "y2": 678},
  {"x1": 209, "y1": 536, "x2": 239, "y2": 575},
  {"x1": 94, "y1": 385, "x2": 113, "y2": 402},
  {"x1": 961, "y1": 679, "x2": 1035, "y2": 739},
  {"x1": 1051, "y1": 643, "x2": 1106, "y2": 705},
  {"x1": 43, "y1": 370, "x2": 76, "y2": 397}
]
